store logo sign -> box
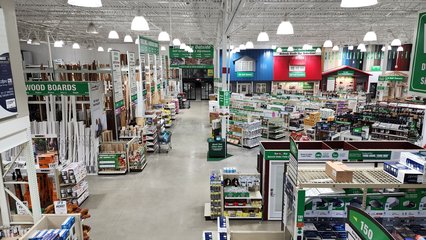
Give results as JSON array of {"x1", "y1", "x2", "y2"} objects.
[
  {"x1": 315, "y1": 152, "x2": 322, "y2": 158},
  {"x1": 332, "y1": 152, "x2": 339, "y2": 159}
]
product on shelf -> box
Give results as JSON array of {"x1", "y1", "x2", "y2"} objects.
[{"x1": 325, "y1": 161, "x2": 353, "y2": 182}]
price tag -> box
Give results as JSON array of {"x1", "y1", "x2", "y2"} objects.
[
  {"x1": 16, "y1": 201, "x2": 29, "y2": 215},
  {"x1": 54, "y1": 201, "x2": 67, "y2": 214}
]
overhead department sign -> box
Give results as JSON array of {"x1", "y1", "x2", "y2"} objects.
[{"x1": 26, "y1": 81, "x2": 90, "y2": 95}]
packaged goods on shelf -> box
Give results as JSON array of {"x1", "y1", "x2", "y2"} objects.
[
  {"x1": 320, "y1": 108, "x2": 335, "y2": 119},
  {"x1": 119, "y1": 125, "x2": 144, "y2": 139},
  {"x1": 325, "y1": 161, "x2": 353, "y2": 182},
  {"x1": 61, "y1": 162, "x2": 87, "y2": 185},
  {"x1": 384, "y1": 162, "x2": 422, "y2": 184},
  {"x1": 400, "y1": 152, "x2": 426, "y2": 183}
]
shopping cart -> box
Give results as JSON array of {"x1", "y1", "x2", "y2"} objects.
[{"x1": 159, "y1": 131, "x2": 172, "y2": 153}]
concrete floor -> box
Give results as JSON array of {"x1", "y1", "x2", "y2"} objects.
[{"x1": 83, "y1": 101, "x2": 280, "y2": 240}]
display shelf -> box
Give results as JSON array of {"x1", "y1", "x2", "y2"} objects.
[
  {"x1": 98, "y1": 170, "x2": 127, "y2": 175},
  {"x1": 21, "y1": 214, "x2": 83, "y2": 240},
  {"x1": 224, "y1": 205, "x2": 261, "y2": 209},
  {"x1": 224, "y1": 191, "x2": 262, "y2": 200}
]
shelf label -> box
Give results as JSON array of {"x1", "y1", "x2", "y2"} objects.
[
  {"x1": 16, "y1": 201, "x2": 29, "y2": 215},
  {"x1": 26, "y1": 81, "x2": 90, "y2": 96},
  {"x1": 409, "y1": 12, "x2": 426, "y2": 96},
  {"x1": 54, "y1": 201, "x2": 67, "y2": 214},
  {"x1": 346, "y1": 206, "x2": 393, "y2": 240}
]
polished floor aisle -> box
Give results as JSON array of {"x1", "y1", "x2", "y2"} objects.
[{"x1": 83, "y1": 101, "x2": 279, "y2": 239}]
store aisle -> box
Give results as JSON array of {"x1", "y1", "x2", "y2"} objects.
[{"x1": 84, "y1": 101, "x2": 279, "y2": 240}]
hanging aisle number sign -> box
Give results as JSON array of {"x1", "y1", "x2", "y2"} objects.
[
  {"x1": 409, "y1": 12, "x2": 426, "y2": 97},
  {"x1": 111, "y1": 50, "x2": 124, "y2": 112},
  {"x1": 127, "y1": 52, "x2": 137, "y2": 103},
  {"x1": 346, "y1": 206, "x2": 393, "y2": 240}
]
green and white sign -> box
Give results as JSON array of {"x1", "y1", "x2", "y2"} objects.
[
  {"x1": 370, "y1": 66, "x2": 382, "y2": 72},
  {"x1": 128, "y1": 52, "x2": 138, "y2": 102},
  {"x1": 236, "y1": 72, "x2": 254, "y2": 78},
  {"x1": 346, "y1": 206, "x2": 393, "y2": 240},
  {"x1": 289, "y1": 71, "x2": 306, "y2": 78},
  {"x1": 170, "y1": 45, "x2": 214, "y2": 69},
  {"x1": 409, "y1": 12, "x2": 426, "y2": 96},
  {"x1": 138, "y1": 36, "x2": 159, "y2": 55},
  {"x1": 264, "y1": 150, "x2": 290, "y2": 161},
  {"x1": 111, "y1": 50, "x2": 124, "y2": 110},
  {"x1": 289, "y1": 137, "x2": 298, "y2": 159},
  {"x1": 302, "y1": 82, "x2": 314, "y2": 90},
  {"x1": 338, "y1": 70, "x2": 355, "y2": 76},
  {"x1": 348, "y1": 150, "x2": 392, "y2": 161},
  {"x1": 379, "y1": 76, "x2": 405, "y2": 82},
  {"x1": 219, "y1": 90, "x2": 231, "y2": 107},
  {"x1": 26, "y1": 81, "x2": 89, "y2": 96}
]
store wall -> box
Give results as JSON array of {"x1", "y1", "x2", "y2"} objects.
[
  {"x1": 273, "y1": 55, "x2": 322, "y2": 81},
  {"x1": 229, "y1": 49, "x2": 274, "y2": 82},
  {"x1": 20, "y1": 42, "x2": 138, "y2": 65}
]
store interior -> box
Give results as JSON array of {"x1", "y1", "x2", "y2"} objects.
[{"x1": 1, "y1": 0, "x2": 426, "y2": 239}]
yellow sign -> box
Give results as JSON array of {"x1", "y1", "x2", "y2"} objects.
[{"x1": 207, "y1": 69, "x2": 214, "y2": 77}]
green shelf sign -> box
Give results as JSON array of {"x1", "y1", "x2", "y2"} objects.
[
  {"x1": 409, "y1": 12, "x2": 426, "y2": 96},
  {"x1": 347, "y1": 206, "x2": 393, "y2": 240},
  {"x1": 26, "y1": 81, "x2": 90, "y2": 96},
  {"x1": 338, "y1": 70, "x2": 355, "y2": 76},
  {"x1": 264, "y1": 150, "x2": 290, "y2": 161},
  {"x1": 236, "y1": 72, "x2": 254, "y2": 78},
  {"x1": 289, "y1": 71, "x2": 306, "y2": 78}
]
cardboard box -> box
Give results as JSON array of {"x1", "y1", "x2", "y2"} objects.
[{"x1": 325, "y1": 161, "x2": 353, "y2": 182}]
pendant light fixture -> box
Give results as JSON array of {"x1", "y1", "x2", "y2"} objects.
[
  {"x1": 276, "y1": 47, "x2": 283, "y2": 53},
  {"x1": 27, "y1": 39, "x2": 32, "y2": 45},
  {"x1": 172, "y1": 38, "x2": 181, "y2": 46},
  {"x1": 361, "y1": 46, "x2": 367, "y2": 52},
  {"x1": 363, "y1": 27, "x2": 377, "y2": 42},
  {"x1": 131, "y1": 10, "x2": 150, "y2": 31},
  {"x1": 287, "y1": 46, "x2": 294, "y2": 52},
  {"x1": 239, "y1": 44, "x2": 246, "y2": 50},
  {"x1": 158, "y1": 31, "x2": 170, "y2": 42},
  {"x1": 323, "y1": 40, "x2": 333, "y2": 48},
  {"x1": 31, "y1": 37, "x2": 40, "y2": 45},
  {"x1": 229, "y1": 45, "x2": 234, "y2": 50},
  {"x1": 391, "y1": 38, "x2": 402, "y2": 46},
  {"x1": 108, "y1": 30, "x2": 119, "y2": 39},
  {"x1": 72, "y1": 42, "x2": 80, "y2": 49},
  {"x1": 107, "y1": 48, "x2": 112, "y2": 52},
  {"x1": 271, "y1": 45, "x2": 277, "y2": 50},
  {"x1": 302, "y1": 44, "x2": 312, "y2": 50},
  {"x1": 161, "y1": 46, "x2": 166, "y2": 51},
  {"x1": 188, "y1": 48, "x2": 194, "y2": 53},
  {"x1": 179, "y1": 43, "x2": 186, "y2": 50},
  {"x1": 257, "y1": 32, "x2": 269, "y2": 42},
  {"x1": 54, "y1": 40, "x2": 64, "y2": 48},
  {"x1": 381, "y1": 46, "x2": 386, "y2": 51},
  {"x1": 348, "y1": 45, "x2": 354, "y2": 50},
  {"x1": 86, "y1": 22, "x2": 98, "y2": 34},
  {"x1": 387, "y1": 45, "x2": 392, "y2": 50},
  {"x1": 357, "y1": 43, "x2": 366, "y2": 50},
  {"x1": 98, "y1": 46, "x2": 104, "y2": 52},
  {"x1": 135, "y1": 38, "x2": 139, "y2": 45},
  {"x1": 340, "y1": 0, "x2": 378, "y2": 8},
  {"x1": 68, "y1": 0, "x2": 102, "y2": 7},
  {"x1": 397, "y1": 46, "x2": 404, "y2": 52},
  {"x1": 245, "y1": 41, "x2": 254, "y2": 49},
  {"x1": 316, "y1": 48, "x2": 322, "y2": 54},
  {"x1": 277, "y1": 15, "x2": 294, "y2": 35},
  {"x1": 124, "y1": 35, "x2": 133, "y2": 42},
  {"x1": 332, "y1": 45, "x2": 339, "y2": 51}
]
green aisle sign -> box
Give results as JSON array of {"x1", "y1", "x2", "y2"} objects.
[
  {"x1": 236, "y1": 72, "x2": 254, "y2": 78},
  {"x1": 409, "y1": 12, "x2": 426, "y2": 96},
  {"x1": 346, "y1": 206, "x2": 393, "y2": 240},
  {"x1": 139, "y1": 36, "x2": 159, "y2": 55},
  {"x1": 289, "y1": 71, "x2": 306, "y2": 78},
  {"x1": 338, "y1": 70, "x2": 355, "y2": 76},
  {"x1": 219, "y1": 90, "x2": 230, "y2": 107},
  {"x1": 379, "y1": 76, "x2": 405, "y2": 82},
  {"x1": 370, "y1": 66, "x2": 381, "y2": 72},
  {"x1": 26, "y1": 81, "x2": 89, "y2": 95}
]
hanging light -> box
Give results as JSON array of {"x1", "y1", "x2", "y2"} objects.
[
  {"x1": 323, "y1": 40, "x2": 333, "y2": 48},
  {"x1": 172, "y1": 38, "x2": 181, "y2": 46},
  {"x1": 86, "y1": 22, "x2": 98, "y2": 34},
  {"x1": 397, "y1": 46, "x2": 403, "y2": 52},
  {"x1": 381, "y1": 46, "x2": 386, "y2": 51},
  {"x1": 54, "y1": 40, "x2": 63, "y2": 48},
  {"x1": 316, "y1": 48, "x2": 322, "y2": 54},
  {"x1": 107, "y1": 47, "x2": 112, "y2": 52},
  {"x1": 302, "y1": 44, "x2": 312, "y2": 50},
  {"x1": 124, "y1": 35, "x2": 133, "y2": 43},
  {"x1": 161, "y1": 46, "x2": 166, "y2": 51},
  {"x1": 257, "y1": 32, "x2": 269, "y2": 42},
  {"x1": 68, "y1": 0, "x2": 102, "y2": 7},
  {"x1": 188, "y1": 48, "x2": 194, "y2": 53},
  {"x1": 235, "y1": 47, "x2": 240, "y2": 53},
  {"x1": 108, "y1": 30, "x2": 119, "y2": 39},
  {"x1": 387, "y1": 45, "x2": 392, "y2": 50},
  {"x1": 179, "y1": 43, "x2": 186, "y2": 49},
  {"x1": 245, "y1": 41, "x2": 254, "y2": 49},
  {"x1": 27, "y1": 39, "x2": 32, "y2": 45},
  {"x1": 239, "y1": 44, "x2": 246, "y2": 50},
  {"x1": 131, "y1": 10, "x2": 150, "y2": 31},
  {"x1": 288, "y1": 46, "x2": 294, "y2": 52},
  {"x1": 363, "y1": 28, "x2": 377, "y2": 42},
  {"x1": 158, "y1": 31, "x2": 170, "y2": 42},
  {"x1": 72, "y1": 42, "x2": 80, "y2": 49},
  {"x1": 391, "y1": 38, "x2": 402, "y2": 46},
  {"x1": 98, "y1": 46, "x2": 104, "y2": 52},
  {"x1": 229, "y1": 45, "x2": 234, "y2": 49},
  {"x1": 340, "y1": 0, "x2": 378, "y2": 8},
  {"x1": 361, "y1": 47, "x2": 367, "y2": 52},
  {"x1": 31, "y1": 37, "x2": 40, "y2": 45},
  {"x1": 348, "y1": 45, "x2": 354, "y2": 50},
  {"x1": 135, "y1": 38, "x2": 140, "y2": 45},
  {"x1": 271, "y1": 45, "x2": 277, "y2": 50},
  {"x1": 357, "y1": 43, "x2": 366, "y2": 50},
  {"x1": 185, "y1": 45, "x2": 191, "y2": 52},
  {"x1": 277, "y1": 21, "x2": 294, "y2": 35},
  {"x1": 332, "y1": 45, "x2": 339, "y2": 51},
  {"x1": 277, "y1": 47, "x2": 283, "y2": 53}
]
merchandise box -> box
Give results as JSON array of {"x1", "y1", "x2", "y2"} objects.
[{"x1": 384, "y1": 162, "x2": 422, "y2": 184}]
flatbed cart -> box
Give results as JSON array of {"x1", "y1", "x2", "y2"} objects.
[{"x1": 159, "y1": 131, "x2": 172, "y2": 153}]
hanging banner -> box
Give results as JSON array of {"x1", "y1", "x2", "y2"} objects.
[
  {"x1": 0, "y1": 9, "x2": 17, "y2": 120},
  {"x1": 138, "y1": 36, "x2": 159, "y2": 55},
  {"x1": 111, "y1": 50, "x2": 124, "y2": 112},
  {"x1": 219, "y1": 90, "x2": 230, "y2": 107},
  {"x1": 169, "y1": 45, "x2": 214, "y2": 69},
  {"x1": 25, "y1": 81, "x2": 89, "y2": 95},
  {"x1": 409, "y1": 11, "x2": 426, "y2": 96},
  {"x1": 127, "y1": 52, "x2": 137, "y2": 103}
]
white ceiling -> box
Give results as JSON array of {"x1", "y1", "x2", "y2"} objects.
[{"x1": 14, "y1": 0, "x2": 426, "y2": 48}]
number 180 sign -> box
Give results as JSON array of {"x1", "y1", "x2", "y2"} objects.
[{"x1": 346, "y1": 206, "x2": 393, "y2": 240}]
